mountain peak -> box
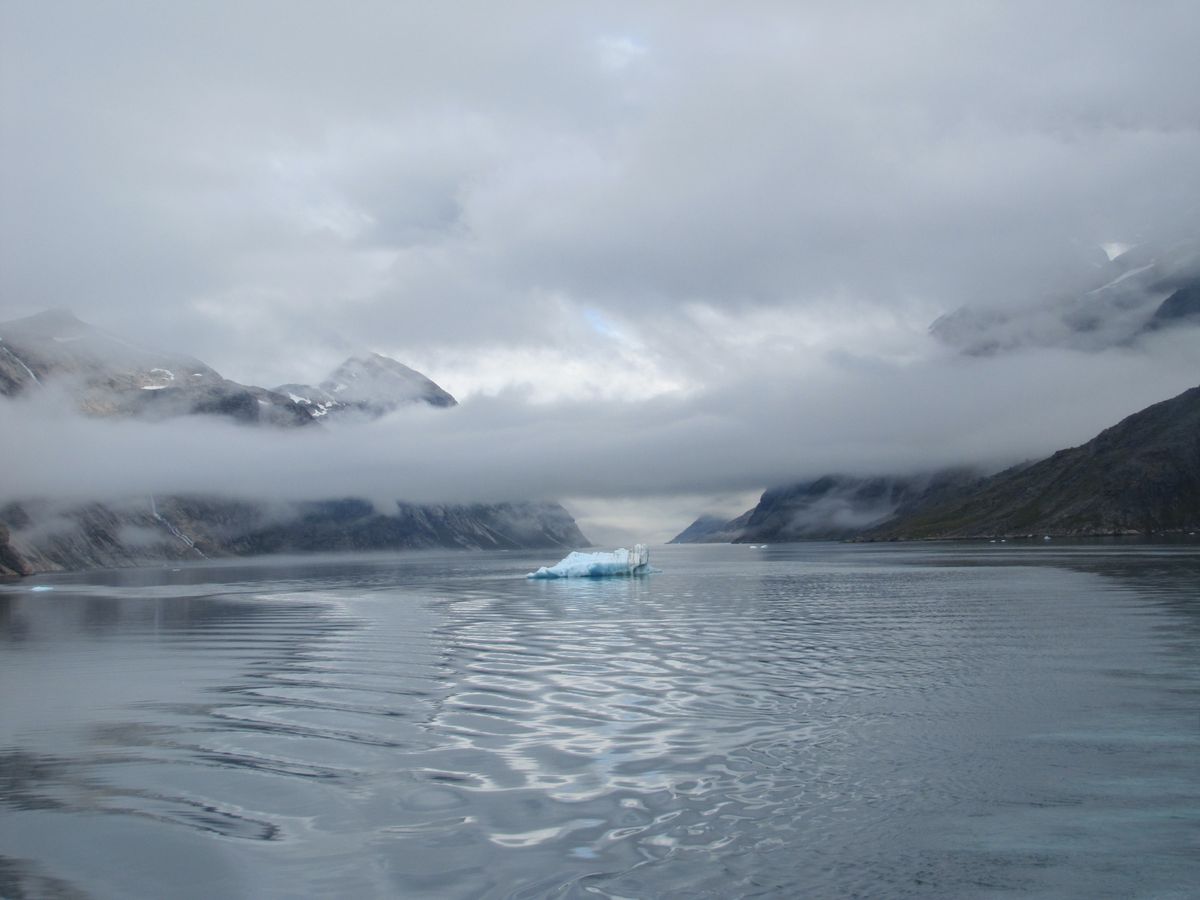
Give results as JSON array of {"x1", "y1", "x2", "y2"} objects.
[
  {"x1": 1, "y1": 308, "x2": 91, "y2": 341},
  {"x1": 275, "y1": 352, "x2": 457, "y2": 421}
]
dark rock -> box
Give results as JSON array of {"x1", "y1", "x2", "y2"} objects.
[{"x1": 870, "y1": 384, "x2": 1200, "y2": 538}]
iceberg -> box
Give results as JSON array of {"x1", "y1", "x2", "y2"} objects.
[{"x1": 527, "y1": 544, "x2": 651, "y2": 579}]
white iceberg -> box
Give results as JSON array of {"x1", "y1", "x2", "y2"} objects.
[{"x1": 527, "y1": 544, "x2": 651, "y2": 579}]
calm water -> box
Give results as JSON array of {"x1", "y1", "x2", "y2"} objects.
[{"x1": 1, "y1": 543, "x2": 1197, "y2": 899}]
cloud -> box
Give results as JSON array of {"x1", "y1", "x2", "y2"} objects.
[
  {"x1": 3, "y1": 327, "x2": 1196, "y2": 528},
  {"x1": 2, "y1": 2, "x2": 1199, "y2": 538},
  {"x1": 3, "y1": 1, "x2": 1199, "y2": 392}
]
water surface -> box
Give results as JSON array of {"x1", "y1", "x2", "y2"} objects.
[{"x1": 1, "y1": 543, "x2": 1197, "y2": 898}]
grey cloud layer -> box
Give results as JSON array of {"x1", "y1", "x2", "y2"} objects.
[
  {"x1": 3, "y1": 1, "x2": 1199, "y2": 387},
  {"x1": 4, "y1": 329, "x2": 1197, "y2": 510},
  {"x1": 3, "y1": 1, "x2": 1199, "y2": 542}
]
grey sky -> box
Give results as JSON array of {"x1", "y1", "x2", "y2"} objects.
[{"x1": 3, "y1": 1, "x2": 1199, "y2": 540}]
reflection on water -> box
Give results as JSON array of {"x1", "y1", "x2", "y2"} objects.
[{"x1": 1, "y1": 544, "x2": 1198, "y2": 898}]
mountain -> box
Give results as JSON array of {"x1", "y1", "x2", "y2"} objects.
[
  {"x1": 669, "y1": 511, "x2": 754, "y2": 544},
  {"x1": 0, "y1": 495, "x2": 588, "y2": 575},
  {"x1": 869, "y1": 385, "x2": 1200, "y2": 539},
  {"x1": 673, "y1": 385, "x2": 1200, "y2": 543},
  {"x1": 276, "y1": 353, "x2": 457, "y2": 421},
  {"x1": 0, "y1": 312, "x2": 585, "y2": 575},
  {"x1": 930, "y1": 240, "x2": 1200, "y2": 356},
  {"x1": 670, "y1": 470, "x2": 981, "y2": 544},
  {"x1": 0, "y1": 309, "x2": 313, "y2": 427},
  {"x1": 0, "y1": 310, "x2": 459, "y2": 428},
  {"x1": 1144, "y1": 283, "x2": 1200, "y2": 331},
  {"x1": 0, "y1": 523, "x2": 31, "y2": 577}
]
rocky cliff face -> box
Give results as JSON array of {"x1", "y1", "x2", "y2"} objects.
[{"x1": 0, "y1": 495, "x2": 589, "y2": 574}]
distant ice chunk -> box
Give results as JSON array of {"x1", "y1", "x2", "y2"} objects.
[{"x1": 528, "y1": 544, "x2": 651, "y2": 579}]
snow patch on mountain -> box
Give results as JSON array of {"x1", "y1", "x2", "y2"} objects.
[{"x1": 276, "y1": 352, "x2": 456, "y2": 422}]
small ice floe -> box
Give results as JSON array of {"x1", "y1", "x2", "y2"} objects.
[
  {"x1": 528, "y1": 544, "x2": 651, "y2": 579},
  {"x1": 29, "y1": 585, "x2": 54, "y2": 592}
]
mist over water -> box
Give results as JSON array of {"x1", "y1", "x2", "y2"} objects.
[{"x1": 2, "y1": 543, "x2": 1197, "y2": 898}]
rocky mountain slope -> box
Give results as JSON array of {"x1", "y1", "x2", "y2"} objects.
[
  {"x1": 868, "y1": 384, "x2": 1200, "y2": 539},
  {"x1": 671, "y1": 470, "x2": 982, "y2": 544},
  {"x1": 0, "y1": 495, "x2": 587, "y2": 575},
  {"x1": 0, "y1": 310, "x2": 459, "y2": 427},
  {"x1": 0, "y1": 311, "x2": 587, "y2": 574},
  {"x1": 0, "y1": 310, "x2": 314, "y2": 427},
  {"x1": 673, "y1": 385, "x2": 1200, "y2": 544},
  {"x1": 669, "y1": 511, "x2": 754, "y2": 544}
]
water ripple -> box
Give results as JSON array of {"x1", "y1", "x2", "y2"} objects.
[{"x1": 2, "y1": 546, "x2": 1198, "y2": 898}]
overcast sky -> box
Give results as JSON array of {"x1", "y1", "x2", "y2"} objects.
[{"x1": 3, "y1": 1, "x2": 1199, "y2": 541}]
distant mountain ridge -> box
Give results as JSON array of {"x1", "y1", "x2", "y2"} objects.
[
  {"x1": 671, "y1": 470, "x2": 983, "y2": 544},
  {"x1": 930, "y1": 240, "x2": 1200, "y2": 356},
  {"x1": 0, "y1": 310, "x2": 456, "y2": 426},
  {"x1": 0, "y1": 309, "x2": 313, "y2": 427},
  {"x1": 0, "y1": 495, "x2": 587, "y2": 576},
  {"x1": 672, "y1": 385, "x2": 1200, "y2": 543}
]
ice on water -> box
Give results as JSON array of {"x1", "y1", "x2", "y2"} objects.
[{"x1": 527, "y1": 544, "x2": 651, "y2": 579}]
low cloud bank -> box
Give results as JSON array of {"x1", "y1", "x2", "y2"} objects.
[{"x1": 4, "y1": 330, "x2": 1196, "y2": 514}]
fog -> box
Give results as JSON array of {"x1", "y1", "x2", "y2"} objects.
[
  {"x1": 3, "y1": 325, "x2": 1196, "y2": 540},
  {"x1": 2, "y1": 2, "x2": 1199, "y2": 540}
]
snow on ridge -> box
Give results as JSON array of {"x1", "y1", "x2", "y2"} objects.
[{"x1": 0, "y1": 340, "x2": 43, "y2": 385}]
